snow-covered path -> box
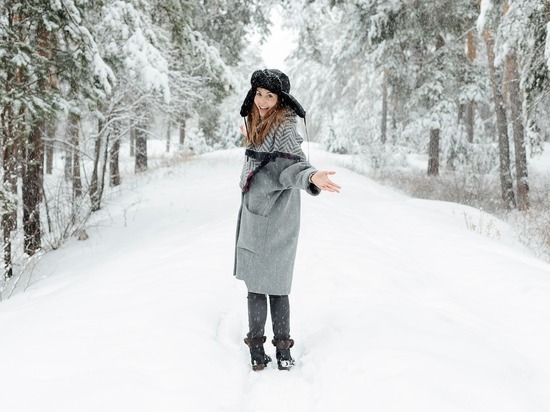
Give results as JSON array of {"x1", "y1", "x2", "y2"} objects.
[{"x1": 1, "y1": 149, "x2": 550, "y2": 411}]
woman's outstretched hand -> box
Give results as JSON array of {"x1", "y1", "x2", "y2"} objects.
[{"x1": 311, "y1": 171, "x2": 341, "y2": 193}]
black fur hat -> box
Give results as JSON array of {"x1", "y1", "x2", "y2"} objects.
[{"x1": 240, "y1": 69, "x2": 306, "y2": 118}]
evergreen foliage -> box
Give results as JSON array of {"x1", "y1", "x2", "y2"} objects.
[
  {"x1": 0, "y1": 0, "x2": 268, "y2": 284},
  {"x1": 284, "y1": 0, "x2": 548, "y2": 201}
]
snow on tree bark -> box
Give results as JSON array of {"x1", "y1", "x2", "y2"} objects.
[
  {"x1": 506, "y1": 52, "x2": 530, "y2": 211},
  {"x1": 110, "y1": 121, "x2": 121, "y2": 187},
  {"x1": 427, "y1": 128, "x2": 440, "y2": 177},
  {"x1": 465, "y1": 30, "x2": 477, "y2": 144},
  {"x1": 135, "y1": 120, "x2": 148, "y2": 173},
  {"x1": 90, "y1": 119, "x2": 104, "y2": 212},
  {"x1": 484, "y1": 32, "x2": 516, "y2": 210},
  {"x1": 44, "y1": 122, "x2": 55, "y2": 175},
  {"x1": 68, "y1": 112, "x2": 82, "y2": 198},
  {"x1": 179, "y1": 121, "x2": 186, "y2": 148},
  {"x1": 381, "y1": 68, "x2": 388, "y2": 145},
  {"x1": 1, "y1": 104, "x2": 18, "y2": 278},
  {"x1": 23, "y1": 118, "x2": 44, "y2": 255}
]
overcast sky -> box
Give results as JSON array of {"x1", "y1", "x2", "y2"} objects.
[{"x1": 260, "y1": 8, "x2": 297, "y2": 71}]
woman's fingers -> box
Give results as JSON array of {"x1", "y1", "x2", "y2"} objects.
[
  {"x1": 326, "y1": 177, "x2": 341, "y2": 189},
  {"x1": 323, "y1": 183, "x2": 340, "y2": 192},
  {"x1": 326, "y1": 183, "x2": 341, "y2": 193},
  {"x1": 312, "y1": 170, "x2": 341, "y2": 193}
]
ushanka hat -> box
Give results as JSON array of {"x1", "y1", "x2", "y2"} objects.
[{"x1": 240, "y1": 69, "x2": 306, "y2": 118}]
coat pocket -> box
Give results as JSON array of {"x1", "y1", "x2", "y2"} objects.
[{"x1": 237, "y1": 203, "x2": 269, "y2": 254}]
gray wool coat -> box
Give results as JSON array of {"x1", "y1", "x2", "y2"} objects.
[{"x1": 233, "y1": 114, "x2": 320, "y2": 296}]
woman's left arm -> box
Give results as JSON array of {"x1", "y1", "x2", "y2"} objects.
[
  {"x1": 278, "y1": 161, "x2": 320, "y2": 195},
  {"x1": 310, "y1": 170, "x2": 341, "y2": 193},
  {"x1": 278, "y1": 162, "x2": 341, "y2": 194},
  {"x1": 277, "y1": 120, "x2": 341, "y2": 194}
]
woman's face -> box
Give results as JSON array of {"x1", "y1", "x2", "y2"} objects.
[{"x1": 254, "y1": 87, "x2": 278, "y2": 117}]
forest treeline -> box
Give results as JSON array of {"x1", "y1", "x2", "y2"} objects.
[
  {"x1": 0, "y1": 0, "x2": 268, "y2": 289},
  {"x1": 1, "y1": 0, "x2": 550, "y2": 291},
  {"x1": 283, "y1": 0, "x2": 550, "y2": 259},
  {"x1": 285, "y1": 0, "x2": 548, "y2": 207}
]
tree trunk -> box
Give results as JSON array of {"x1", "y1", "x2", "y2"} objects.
[
  {"x1": 23, "y1": 19, "x2": 48, "y2": 255},
  {"x1": 179, "y1": 120, "x2": 186, "y2": 148},
  {"x1": 381, "y1": 68, "x2": 388, "y2": 145},
  {"x1": 391, "y1": 90, "x2": 398, "y2": 132},
  {"x1": 465, "y1": 102, "x2": 475, "y2": 144},
  {"x1": 99, "y1": 130, "x2": 110, "y2": 201},
  {"x1": 1, "y1": 105, "x2": 18, "y2": 278},
  {"x1": 68, "y1": 112, "x2": 82, "y2": 198},
  {"x1": 427, "y1": 35, "x2": 445, "y2": 177},
  {"x1": 89, "y1": 117, "x2": 110, "y2": 211},
  {"x1": 110, "y1": 121, "x2": 121, "y2": 187},
  {"x1": 484, "y1": 33, "x2": 516, "y2": 209},
  {"x1": 64, "y1": 139, "x2": 72, "y2": 181},
  {"x1": 90, "y1": 119, "x2": 103, "y2": 211},
  {"x1": 1, "y1": 12, "x2": 24, "y2": 270},
  {"x1": 506, "y1": 52, "x2": 530, "y2": 210},
  {"x1": 427, "y1": 128, "x2": 440, "y2": 176},
  {"x1": 130, "y1": 126, "x2": 135, "y2": 157},
  {"x1": 23, "y1": 118, "x2": 44, "y2": 255},
  {"x1": 465, "y1": 30, "x2": 476, "y2": 144},
  {"x1": 135, "y1": 120, "x2": 148, "y2": 173},
  {"x1": 166, "y1": 121, "x2": 171, "y2": 153},
  {"x1": 73, "y1": 146, "x2": 82, "y2": 199},
  {"x1": 45, "y1": 121, "x2": 55, "y2": 174},
  {"x1": 2, "y1": 215, "x2": 14, "y2": 279},
  {"x1": 457, "y1": 102, "x2": 465, "y2": 125}
]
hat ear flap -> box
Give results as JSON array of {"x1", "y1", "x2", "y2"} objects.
[
  {"x1": 240, "y1": 89, "x2": 256, "y2": 117},
  {"x1": 281, "y1": 93, "x2": 306, "y2": 118}
]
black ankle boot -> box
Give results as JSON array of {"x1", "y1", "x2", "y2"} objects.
[
  {"x1": 244, "y1": 336, "x2": 272, "y2": 371},
  {"x1": 272, "y1": 338, "x2": 295, "y2": 370}
]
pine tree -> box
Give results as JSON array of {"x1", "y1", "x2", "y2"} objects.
[
  {"x1": 0, "y1": 0, "x2": 113, "y2": 263},
  {"x1": 496, "y1": 0, "x2": 549, "y2": 209},
  {"x1": 483, "y1": 30, "x2": 516, "y2": 209},
  {"x1": 287, "y1": 0, "x2": 480, "y2": 167},
  {"x1": 478, "y1": 0, "x2": 544, "y2": 209}
]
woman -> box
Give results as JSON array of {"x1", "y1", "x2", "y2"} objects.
[{"x1": 234, "y1": 69, "x2": 340, "y2": 371}]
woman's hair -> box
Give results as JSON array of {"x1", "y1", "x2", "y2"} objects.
[{"x1": 245, "y1": 100, "x2": 289, "y2": 147}]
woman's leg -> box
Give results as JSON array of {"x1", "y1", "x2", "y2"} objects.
[
  {"x1": 245, "y1": 292, "x2": 271, "y2": 370},
  {"x1": 269, "y1": 295, "x2": 295, "y2": 370},
  {"x1": 269, "y1": 294, "x2": 290, "y2": 340},
  {"x1": 247, "y1": 292, "x2": 268, "y2": 339}
]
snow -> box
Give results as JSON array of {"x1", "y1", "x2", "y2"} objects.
[
  {"x1": 123, "y1": 27, "x2": 170, "y2": 100},
  {"x1": 477, "y1": 0, "x2": 493, "y2": 33},
  {"x1": 528, "y1": 142, "x2": 550, "y2": 174},
  {"x1": 1, "y1": 147, "x2": 550, "y2": 411}
]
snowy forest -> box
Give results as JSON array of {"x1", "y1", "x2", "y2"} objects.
[{"x1": 1, "y1": 0, "x2": 550, "y2": 294}]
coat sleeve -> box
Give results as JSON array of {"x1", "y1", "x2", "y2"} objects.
[
  {"x1": 277, "y1": 121, "x2": 321, "y2": 196},
  {"x1": 279, "y1": 161, "x2": 320, "y2": 196}
]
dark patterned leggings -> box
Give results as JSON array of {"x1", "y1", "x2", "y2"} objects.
[{"x1": 247, "y1": 292, "x2": 290, "y2": 340}]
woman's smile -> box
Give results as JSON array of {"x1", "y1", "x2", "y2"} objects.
[{"x1": 254, "y1": 87, "x2": 278, "y2": 117}]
